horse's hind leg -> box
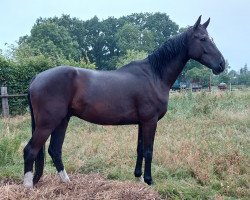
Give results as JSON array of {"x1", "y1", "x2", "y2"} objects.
[
  {"x1": 48, "y1": 116, "x2": 70, "y2": 182},
  {"x1": 23, "y1": 127, "x2": 53, "y2": 187}
]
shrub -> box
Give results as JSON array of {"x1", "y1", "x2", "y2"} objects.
[{"x1": 0, "y1": 54, "x2": 96, "y2": 115}]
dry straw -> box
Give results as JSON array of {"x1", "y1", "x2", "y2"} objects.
[{"x1": 0, "y1": 174, "x2": 162, "y2": 200}]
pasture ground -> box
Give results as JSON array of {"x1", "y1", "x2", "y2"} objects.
[{"x1": 0, "y1": 90, "x2": 249, "y2": 199}]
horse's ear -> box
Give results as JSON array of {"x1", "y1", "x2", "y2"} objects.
[
  {"x1": 193, "y1": 15, "x2": 202, "y2": 30},
  {"x1": 202, "y1": 18, "x2": 210, "y2": 29}
]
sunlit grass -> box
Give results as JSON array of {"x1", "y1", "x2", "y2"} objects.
[{"x1": 0, "y1": 90, "x2": 249, "y2": 199}]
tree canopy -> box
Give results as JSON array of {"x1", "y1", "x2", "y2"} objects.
[
  {"x1": 1, "y1": 12, "x2": 249, "y2": 114},
  {"x1": 17, "y1": 13, "x2": 179, "y2": 70}
]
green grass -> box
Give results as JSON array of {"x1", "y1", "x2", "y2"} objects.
[{"x1": 0, "y1": 90, "x2": 249, "y2": 199}]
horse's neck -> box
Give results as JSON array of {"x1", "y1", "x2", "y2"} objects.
[{"x1": 162, "y1": 52, "x2": 189, "y2": 88}]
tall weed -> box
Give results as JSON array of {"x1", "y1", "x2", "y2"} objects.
[{"x1": 0, "y1": 134, "x2": 21, "y2": 166}]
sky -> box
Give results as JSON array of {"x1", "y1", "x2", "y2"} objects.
[{"x1": 0, "y1": 0, "x2": 249, "y2": 71}]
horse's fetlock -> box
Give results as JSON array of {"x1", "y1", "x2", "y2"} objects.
[{"x1": 144, "y1": 176, "x2": 153, "y2": 185}]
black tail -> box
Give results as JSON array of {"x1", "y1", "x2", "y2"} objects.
[{"x1": 27, "y1": 90, "x2": 45, "y2": 185}]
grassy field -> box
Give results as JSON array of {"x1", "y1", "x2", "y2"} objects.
[{"x1": 0, "y1": 90, "x2": 249, "y2": 199}]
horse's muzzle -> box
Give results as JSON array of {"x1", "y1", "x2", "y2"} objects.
[{"x1": 212, "y1": 57, "x2": 225, "y2": 75}]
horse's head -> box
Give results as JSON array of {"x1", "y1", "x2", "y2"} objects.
[{"x1": 187, "y1": 16, "x2": 225, "y2": 75}]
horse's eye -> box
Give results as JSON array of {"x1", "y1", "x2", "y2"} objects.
[{"x1": 200, "y1": 37, "x2": 206, "y2": 41}]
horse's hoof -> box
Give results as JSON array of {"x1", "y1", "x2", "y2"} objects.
[
  {"x1": 58, "y1": 169, "x2": 70, "y2": 183},
  {"x1": 23, "y1": 172, "x2": 33, "y2": 188},
  {"x1": 144, "y1": 177, "x2": 153, "y2": 185},
  {"x1": 136, "y1": 176, "x2": 144, "y2": 182}
]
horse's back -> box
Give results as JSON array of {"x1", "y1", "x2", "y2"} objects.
[{"x1": 30, "y1": 66, "x2": 77, "y2": 89}]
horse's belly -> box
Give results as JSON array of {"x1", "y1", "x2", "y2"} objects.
[
  {"x1": 84, "y1": 117, "x2": 139, "y2": 125},
  {"x1": 77, "y1": 112, "x2": 139, "y2": 125},
  {"x1": 72, "y1": 103, "x2": 139, "y2": 125}
]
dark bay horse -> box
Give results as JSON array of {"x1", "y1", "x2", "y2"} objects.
[{"x1": 23, "y1": 16, "x2": 225, "y2": 187}]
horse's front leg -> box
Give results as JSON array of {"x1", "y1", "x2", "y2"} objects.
[
  {"x1": 141, "y1": 118, "x2": 157, "y2": 185},
  {"x1": 134, "y1": 124, "x2": 144, "y2": 181}
]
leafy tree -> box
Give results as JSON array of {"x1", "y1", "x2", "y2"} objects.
[
  {"x1": 116, "y1": 23, "x2": 141, "y2": 53},
  {"x1": 120, "y1": 13, "x2": 148, "y2": 29},
  {"x1": 0, "y1": 55, "x2": 15, "y2": 86},
  {"x1": 118, "y1": 12, "x2": 178, "y2": 50},
  {"x1": 19, "y1": 21, "x2": 80, "y2": 60},
  {"x1": 99, "y1": 17, "x2": 123, "y2": 69},
  {"x1": 240, "y1": 64, "x2": 248, "y2": 75},
  {"x1": 116, "y1": 50, "x2": 147, "y2": 68},
  {"x1": 183, "y1": 60, "x2": 204, "y2": 74},
  {"x1": 17, "y1": 13, "x2": 179, "y2": 70},
  {"x1": 56, "y1": 58, "x2": 95, "y2": 69},
  {"x1": 140, "y1": 29, "x2": 156, "y2": 52},
  {"x1": 84, "y1": 16, "x2": 103, "y2": 64},
  {"x1": 102, "y1": 17, "x2": 121, "y2": 57},
  {"x1": 228, "y1": 69, "x2": 237, "y2": 78},
  {"x1": 143, "y1": 12, "x2": 179, "y2": 45},
  {"x1": 238, "y1": 64, "x2": 250, "y2": 85},
  {"x1": 186, "y1": 67, "x2": 211, "y2": 86},
  {"x1": 228, "y1": 70, "x2": 238, "y2": 85}
]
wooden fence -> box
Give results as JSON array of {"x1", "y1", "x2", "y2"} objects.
[{"x1": 0, "y1": 86, "x2": 27, "y2": 118}]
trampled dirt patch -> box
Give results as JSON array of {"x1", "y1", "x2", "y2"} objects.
[{"x1": 0, "y1": 174, "x2": 162, "y2": 200}]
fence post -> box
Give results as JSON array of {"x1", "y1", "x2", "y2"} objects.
[
  {"x1": 1, "y1": 86, "x2": 10, "y2": 118},
  {"x1": 209, "y1": 75, "x2": 211, "y2": 92}
]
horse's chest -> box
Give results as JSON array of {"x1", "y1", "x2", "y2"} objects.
[
  {"x1": 155, "y1": 92, "x2": 169, "y2": 120},
  {"x1": 138, "y1": 97, "x2": 168, "y2": 121},
  {"x1": 158, "y1": 103, "x2": 168, "y2": 120}
]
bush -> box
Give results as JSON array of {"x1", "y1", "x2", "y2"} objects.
[{"x1": 0, "y1": 53, "x2": 96, "y2": 115}]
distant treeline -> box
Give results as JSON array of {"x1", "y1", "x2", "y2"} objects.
[
  {"x1": 17, "y1": 13, "x2": 179, "y2": 70},
  {"x1": 0, "y1": 13, "x2": 249, "y2": 114}
]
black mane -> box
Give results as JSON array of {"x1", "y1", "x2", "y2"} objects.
[{"x1": 148, "y1": 31, "x2": 188, "y2": 78}]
